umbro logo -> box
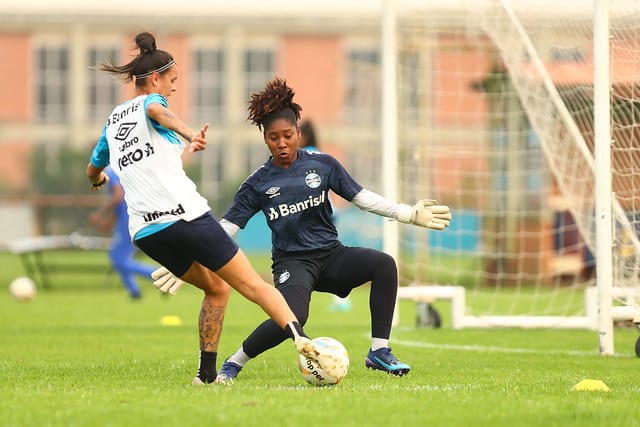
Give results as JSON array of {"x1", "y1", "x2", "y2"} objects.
[
  {"x1": 266, "y1": 187, "x2": 281, "y2": 198},
  {"x1": 278, "y1": 270, "x2": 291, "y2": 284},
  {"x1": 114, "y1": 122, "x2": 137, "y2": 141}
]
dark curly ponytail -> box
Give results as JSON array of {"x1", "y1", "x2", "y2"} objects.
[{"x1": 247, "y1": 77, "x2": 302, "y2": 132}]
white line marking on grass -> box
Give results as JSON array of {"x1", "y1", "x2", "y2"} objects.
[
  {"x1": 392, "y1": 338, "x2": 607, "y2": 357},
  {"x1": 366, "y1": 383, "x2": 478, "y2": 391}
]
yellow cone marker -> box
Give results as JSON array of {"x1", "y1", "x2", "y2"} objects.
[
  {"x1": 572, "y1": 379, "x2": 610, "y2": 392},
  {"x1": 160, "y1": 315, "x2": 183, "y2": 326}
]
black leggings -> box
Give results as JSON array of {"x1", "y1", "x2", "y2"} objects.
[{"x1": 242, "y1": 246, "x2": 397, "y2": 358}]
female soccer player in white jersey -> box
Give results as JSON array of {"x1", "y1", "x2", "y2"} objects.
[
  {"x1": 85, "y1": 32, "x2": 332, "y2": 385},
  {"x1": 188, "y1": 77, "x2": 451, "y2": 382}
]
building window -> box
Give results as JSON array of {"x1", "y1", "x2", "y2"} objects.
[
  {"x1": 550, "y1": 46, "x2": 584, "y2": 63},
  {"x1": 36, "y1": 46, "x2": 69, "y2": 123},
  {"x1": 344, "y1": 48, "x2": 381, "y2": 125},
  {"x1": 88, "y1": 47, "x2": 120, "y2": 123},
  {"x1": 244, "y1": 49, "x2": 274, "y2": 99},
  {"x1": 192, "y1": 48, "x2": 226, "y2": 124}
]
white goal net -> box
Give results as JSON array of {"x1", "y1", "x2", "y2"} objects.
[{"x1": 392, "y1": 0, "x2": 640, "y2": 335}]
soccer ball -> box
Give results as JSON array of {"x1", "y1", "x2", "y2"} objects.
[
  {"x1": 298, "y1": 336, "x2": 349, "y2": 386},
  {"x1": 9, "y1": 276, "x2": 37, "y2": 301}
]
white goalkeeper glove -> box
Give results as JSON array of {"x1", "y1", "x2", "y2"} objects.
[
  {"x1": 397, "y1": 199, "x2": 451, "y2": 230},
  {"x1": 151, "y1": 267, "x2": 184, "y2": 295}
]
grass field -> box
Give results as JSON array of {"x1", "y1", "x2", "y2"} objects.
[{"x1": 2, "y1": 251, "x2": 640, "y2": 427}]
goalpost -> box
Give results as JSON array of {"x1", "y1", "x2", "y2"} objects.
[{"x1": 387, "y1": 0, "x2": 640, "y2": 354}]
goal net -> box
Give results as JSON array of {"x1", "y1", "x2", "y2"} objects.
[{"x1": 392, "y1": 0, "x2": 640, "y2": 332}]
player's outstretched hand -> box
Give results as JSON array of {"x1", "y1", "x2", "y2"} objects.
[
  {"x1": 404, "y1": 199, "x2": 451, "y2": 230},
  {"x1": 412, "y1": 199, "x2": 451, "y2": 230},
  {"x1": 188, "y1": 123, "x2": 209, "y2": 153},
  {"x1": 151, "y1": 267, "x2": 184, "y2": 295}
]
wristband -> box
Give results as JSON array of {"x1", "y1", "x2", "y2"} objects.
[{"x1": 91, "y1": 175, "x2": 107, "y2": 188}]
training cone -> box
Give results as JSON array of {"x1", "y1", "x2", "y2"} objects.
[
  {"x1": 160, "y1": 315, "x2": 183, "y2": 326},
  {"x1": 571, "y1": 379, "x2": 610, "y2": 392}
]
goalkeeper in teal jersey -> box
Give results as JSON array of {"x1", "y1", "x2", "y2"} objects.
[{"x1": 153, "y1": 77, "x2": 452, "y2": 381}]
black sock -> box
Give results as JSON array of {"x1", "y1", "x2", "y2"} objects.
[
  {"x1": 284, "y1": 321, "x2": 308, "y2": 341},
  {"x1": 197, "y1": 351, "x2": 217, "y2": 383}
]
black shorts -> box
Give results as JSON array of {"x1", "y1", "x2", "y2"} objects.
[
  {"x1": 136, "y1": 213, "x2": 239, "y2": 277},
  {"x1": 272, "y1": 243, "x2": 392, "y2": 298}
]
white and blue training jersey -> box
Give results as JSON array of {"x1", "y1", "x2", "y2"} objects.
[{"x1": 90, "y1": 94, "x2": 210, "y2": 240}]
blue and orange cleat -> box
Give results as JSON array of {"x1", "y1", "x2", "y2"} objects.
[{"x1": 365, "y1": 347, "x2": 411, "y2": 376}]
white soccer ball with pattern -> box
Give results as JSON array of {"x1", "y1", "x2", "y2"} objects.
[
  {"x1": 298, "y1": 336, "x2": 349, "y2": 386},
  {"x1": 9, "y1": 276, "x2": 37, "y2": 301}
]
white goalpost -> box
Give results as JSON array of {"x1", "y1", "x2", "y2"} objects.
[
  {"x1": 387, "y1": 0, "x2": 640, "y2": 354},
  {"x1": 592, "y1": 0, "x2": 614, "y2": 354}
]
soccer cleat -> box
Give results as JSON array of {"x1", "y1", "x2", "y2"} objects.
[
  {"x1": 295, "y1": 337, "x2": 345, "y2": 379},
  {"x1": 214, "y1": 359, "x2": 243, "y2": 385},
  {"x1": 365, "y1": 347, "x2": 411, "y2": 376}
]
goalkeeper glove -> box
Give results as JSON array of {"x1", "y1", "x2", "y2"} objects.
[
  {"x1": 151, "y1": 267, "x2": 184, "y2": 295},
  {"x1": 397, "y1": 199, "x2": 451, "y2": 230}
]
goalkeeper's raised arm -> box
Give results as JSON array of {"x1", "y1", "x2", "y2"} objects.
[{"x1": 351, "y1": 189, "x2": 452, "y2": 230}]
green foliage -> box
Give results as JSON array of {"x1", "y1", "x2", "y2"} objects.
[
  {"x1": 1, "y1": 251, "x2": 640, "y2": 427},
  {"x1": 27, "y1": 144, "x2": 99, "y2": 234},
  {"x1": 31, "y1": 143, "x2": 91, "y2": 195},
  {"x1": 183, "y1": 156, "x2": 202, "y2": 188},
  {"x1": 208, "y1": 176, "x2": 247, "y2": 218}
]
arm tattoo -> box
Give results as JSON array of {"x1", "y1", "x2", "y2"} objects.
[{"x1": 160, "y1": 108, "x2": 191, "y2": 141}]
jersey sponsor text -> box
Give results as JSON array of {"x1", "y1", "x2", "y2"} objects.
[
  {"x1": 143, "y1": 203, "x2": 186, "y2": 222},
  {"x1": 267, "y1": 190, "x2": 326, "y2": 220},
  {"x1": 106, "y1": 100, "x2": 141, "y2": 126},
  {"x1": 117, "y1": 142, "x2": 154, "y2": 170}
]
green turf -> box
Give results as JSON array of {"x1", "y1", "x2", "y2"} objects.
[{"x1": 1, "y1": 251, "x2": 640, "y2": 427}]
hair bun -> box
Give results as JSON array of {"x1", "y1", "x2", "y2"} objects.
[{"x1": 136, "y1": 32, "x2": 157, "y2": 54}]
